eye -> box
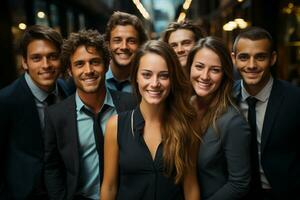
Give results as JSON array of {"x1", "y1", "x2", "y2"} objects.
[
  {"x1": 194, "y1": 64, "x2": 204, "y2": 70},
  {"x1": 112, "y1": 38, "x2": 122, "y2": 44},
  {"x1": 128, "y1": 38, "x2": 137, "y2": 45},
  {"x1": 90, "y1": 59, "x2": 102, "y2": 66},
  {"x1": 169, "y1": 43, "x2": 177, "y2": 48},
  {"x1": 210, "y1": 67, "x2": 222, "y2": 74},
  {"x1": 30, "y1": 55, "x2": 42, "y2": 62},
  {"x1": 159, "y1": 72, "x2": 169, "y2": 80},
  {"x1": 255, "y1": 53, "x2": 268, "y2": 61},
  {"x1": 48, "y1": 53, "x2": 59, "y2": 61},
  {"x1": 73, "y1": 61, "x2": 84, "y2": 68},
  {"x1": 182, "y1": 40, "x2": 193, "y2": 46},
  {"x1": 141, "y1": 72, "x2": 151, "y2": 79},
  {"x1": 237, "y1": 54, "x2": 249, "y2": 61}
]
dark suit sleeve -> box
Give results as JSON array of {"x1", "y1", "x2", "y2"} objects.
[
  {"x1": 44, "y1": 108, "x2": 66, "y2": 200},
  {"x1": 0, "y1": 94, "x2": 11, "y2": 199},
  {"x1": 209, "y1": 112, "x2": 251, "y2": 200}
]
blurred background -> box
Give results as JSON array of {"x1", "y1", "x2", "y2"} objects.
[{"x1": 1, "y1": 0, "x2": 300, "y2": 88}]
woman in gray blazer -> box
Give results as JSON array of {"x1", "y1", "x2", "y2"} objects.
[{"x1": 186, "y1": 36, "x2": 251, "y2": 200}]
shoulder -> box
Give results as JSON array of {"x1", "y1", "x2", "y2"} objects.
[
  {"x1": 46, "y1": 95, "x2": 75, "y2": 115},
  {"x1": 218, "y1": 106, "x2": 250, "y2": 138},
  {"x1": 274, "y1": 79, "x2": 300, "y2": 96},
  {"x1": 109, "y1": 89, "x2": 138, "y2": 112},
  {"x1": 0, "y1": 77, "x2": 24, "y2": 99}
]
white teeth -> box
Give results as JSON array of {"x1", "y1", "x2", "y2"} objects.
[
  {"x1": 197, "y1": 81, "x2": 210, "y2": 88},
  {"x1": 83, "y1": 78, "x2": 97, "y2": 83},
  {"x1": 147, "y1": 90, "x2": 161, "y2": 95}
]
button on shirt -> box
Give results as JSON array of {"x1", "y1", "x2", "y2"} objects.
[
  {"x1": 105, "y1": 67, "x2": 132, "y2": 93},
  {"x1": 239, "y1": 76, "x2": 273, "y2": 189},
  {"x1": 24, "y1": 72, "x2": 60, "y2": 129},
  {"x1": 75, "y1": 89, "x2": 117, "y2": 200}
]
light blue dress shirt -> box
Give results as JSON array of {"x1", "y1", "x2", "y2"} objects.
[
  {"x1": 24, "y1": 72, "x2": 59, "y2": 129},
  {"x1": 75, "y1": 89, "x2": 117, "y2": 199},
  {"x1": 105, "y1": 67, "x2": 132, "y2": 93}
]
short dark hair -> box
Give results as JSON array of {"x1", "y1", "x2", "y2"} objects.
[
  {"x1": 161, "y1": 20, "x2": 205, "y2": 43},
  {"x1": 20, "y1": 25, "x2": 63, "y2": 59},
  {"x1": 104, "y1": 11, "x2": 148, "y2": 45},
  {"x1": 232, "y1": 26, "x2": 274, "y2": 53},
  {"x1": 61, "y1": 29, "x2": 110, "y2": 71}
]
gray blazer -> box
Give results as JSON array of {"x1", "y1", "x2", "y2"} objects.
[{"x1": 197, "y1": 106, "x2": 251, "y2": 200}]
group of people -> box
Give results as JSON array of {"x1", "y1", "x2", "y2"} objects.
[{"x1": 0, "y1": 10, "x2": 299, "y2": 200}]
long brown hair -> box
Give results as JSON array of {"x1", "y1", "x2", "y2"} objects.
[
  {"x1": 131, "y1": 40, "x2": 200, "y2": 183},
  {"x1": 186, "y1": 36, "x2": 236, "y2": 133}
]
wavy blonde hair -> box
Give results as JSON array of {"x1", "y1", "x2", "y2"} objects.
[{"x1": 131, "y1": 40, "x2": 200, "y2": 183}]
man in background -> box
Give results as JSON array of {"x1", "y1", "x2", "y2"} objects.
[{"x1": 104, "y1": 11, "x2": 148, "y2": 93}]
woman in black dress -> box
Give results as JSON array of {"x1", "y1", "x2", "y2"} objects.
[{"x1": 101, "y1": 40, "x2": 200, "y2": 200}]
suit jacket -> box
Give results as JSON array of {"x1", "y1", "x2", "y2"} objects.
[
  {"x1": 233, "y1": 79, "x2": 300, "y2": 199},
  {"x1": 0, "y1": 74, "x2": 69, "y2": 199},
  {"x1": 197, "y1": 106, "x2": 251, "y2": 200},
  {"x1": 43, "y1": 89, "x2": 137, "y2": 200}
]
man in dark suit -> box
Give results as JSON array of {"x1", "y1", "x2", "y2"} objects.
[
  {"x1": 44, "y1": 29, "x2": 136, "y2": 200},
  {"x1": 0, "y1": 25, "x2": 69, "y2": 199},
  {"x1": 232, "y1": 26, "x2": 300, "y2": 200}
]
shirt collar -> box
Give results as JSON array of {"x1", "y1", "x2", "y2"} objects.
[
  {"x1": 75, "y1": 88, "x2": 116, "y2": 113},
  {"x1": 106, "y1": 66, "x2": 130, "y2": 82},
  {"x1": 25, "y1": 72, "x2": 58, "y2": 102},
  {"x1": 241, "y1": 76, "x2": 273, "y2": 102}
]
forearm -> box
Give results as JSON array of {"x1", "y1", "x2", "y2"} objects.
[{"x1": 100, "y1": 184, "x2": 118, "y2": 200}]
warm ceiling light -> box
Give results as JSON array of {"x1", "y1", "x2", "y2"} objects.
[
  {"x1": 37, "y1": 11, "x2": 46, "y2": 19},
  {"x1": 177, "y1": 12, "x2": 186, "y2": 22},
  {"x1": 18, "y1": 23, "x2": 27, "y2": 30}
]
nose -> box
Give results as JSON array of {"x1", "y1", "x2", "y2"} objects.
[
  {"x1": 176, "y1": 44, "x2": 184, "y2": 54},
  {"x1": 120, "y1": 40, "x2": 128, "y2": 49},
  {"x1": 41, "y1": 57, "x2": 50, "y2": 69},
  {"x1": 150, "y1": 76, "x2": 160, "y2": 87},
  {"x1": 84, "y1": 63, "x2": 94, "y2": 74},
  {"x1": 248, "y1": 57, "x2": 256, "y2": 69},
  {"x1": 201, "y1": 68, "x2": 210, "y2": 80}
]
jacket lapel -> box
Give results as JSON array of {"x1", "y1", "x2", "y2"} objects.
[
  {"x1": 261, "y1": 80, "x2": 284, "y2": 153},
  {"x1": 64, "y1": 95, "x2": 80, "y2": 176}
]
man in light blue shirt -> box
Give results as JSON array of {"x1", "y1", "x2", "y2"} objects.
[
  {"x1": 105, "y1": 11, "x2": 148, "y2": 93},
  {"x1": 44, "y1": 29, "x2": 136, "y2": 200}
]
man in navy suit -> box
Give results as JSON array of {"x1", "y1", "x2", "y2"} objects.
[
  {"x1": 44, "y1": 29, "x2": 136, "y2": 200},
  {"x1": 0, "y1": 25, "x2": 69, "y2": 199},
  {"x1": 232, "y1": 26, "x2": 300, "y2": 200}
]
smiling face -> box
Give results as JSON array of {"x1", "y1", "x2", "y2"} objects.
[
  {"x1": 168, "y1": 29, "x2": 196, "y2": 67},
  {"x1": 108, "y1": 25, "x2": 139, "y2": 69},
  {"x1": 137, "y1": 53, "x2": 171, "y2": 106},
  {"x1": 22, "y1": 39, "x2": 61, "y2": 92},
  {"x1": 190, "y1": 48, "x2": 223, "y2": 101},
  {"x1": 68, "y1": 45, "x2": 106, "y2": 97},
  {"x1": 232, "y1": 38, "x2": 277, "y2": 95}
]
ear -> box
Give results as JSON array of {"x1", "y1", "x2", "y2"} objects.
[
  {"x1": 67, "y1": 67, "x2": 72, "y2": 77},
  {"x1": 21, "y1": 57, "x2": 28, "y2": 71},
  {"x1": 231, "y1": 52, "x2": 236, "y2": 65},
  {"x1": 105, "y1": 40, "x2": 110, "y2": 49},
  {"x1": 270, "y1": 51, "x2": 277, "y2": 66}
]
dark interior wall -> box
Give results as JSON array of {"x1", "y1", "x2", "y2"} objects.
[{"x1": 0, "y1": 0, "x2": 17, "y2": 88}]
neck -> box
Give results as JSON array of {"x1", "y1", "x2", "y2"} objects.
[
  {"x1": 77, "y1": 85, "x2": 106, "y2": 113},
  {"x1": 110, "y1": 61, "x2": 130, "y2": 81},
  {"x1": 244, "y1": 75, "x2": 270, "y2": 96},
  {"x1": 139, "y1": 101, "x2": 164, "y2": 122}
]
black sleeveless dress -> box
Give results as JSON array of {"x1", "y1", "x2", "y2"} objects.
[{"x1": 116, "y1": 106, "x2": 184, "y2": 200}]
